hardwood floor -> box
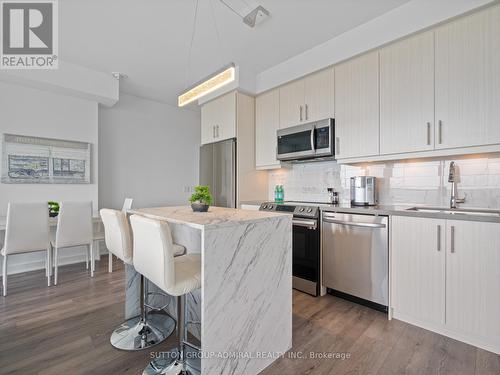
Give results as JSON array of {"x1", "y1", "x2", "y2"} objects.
[{"x1": 1, "y1": 259, "x2": 499, "y2": 375}]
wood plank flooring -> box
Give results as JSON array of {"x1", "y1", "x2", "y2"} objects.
[{"x1": 1, "y1": 259, "x2": 499, "y2": 375}]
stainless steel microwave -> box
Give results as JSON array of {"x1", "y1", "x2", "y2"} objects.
[{"x1": 277, "y1": 118, "x2": 334, "y2": 161}]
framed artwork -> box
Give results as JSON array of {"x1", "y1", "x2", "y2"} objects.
[{"x1": 1, "y1": 134, "x2": 91, "y2": 184}]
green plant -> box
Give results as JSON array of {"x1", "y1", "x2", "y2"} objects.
[
  {"x1": 189, "y1": 185, "x2": 213, "y2": 205},
  {"x1": 48, "y1": 201, "x2": 59, "y2": 212}
]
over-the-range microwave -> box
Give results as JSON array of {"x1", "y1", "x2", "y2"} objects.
[{"x1": 277, "y1": 118, "x2": 334, "y2": 161}]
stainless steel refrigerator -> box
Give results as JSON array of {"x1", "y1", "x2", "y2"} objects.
[{"x1": 199, "y1": 138, "x2": 236, "y2": 208}]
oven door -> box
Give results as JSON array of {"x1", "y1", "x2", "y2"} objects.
[
  {"x1": 277, "y1": 123, "x2": 315, "y2": 161},
  {"x1": 292, "y1": 218, "x2": 320, "y2": 296}
]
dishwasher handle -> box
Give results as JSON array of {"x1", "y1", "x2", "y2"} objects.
[{"x1": 322, "y1": 218, "x2": 386, "y2": 229}]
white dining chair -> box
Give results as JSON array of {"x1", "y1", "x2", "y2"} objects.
[
  {"x1": 52, "y1": 201, "x2": 94, "y2": 285},
  {"x1": 108, "y1": 198, "x2": 133, "y2": 273},
  {"x1": 1, "y1": 202, "x2": 51, "y2": 296},
  {"x1": 122, "y1": 198, "x2": 133, "y2": 211}
]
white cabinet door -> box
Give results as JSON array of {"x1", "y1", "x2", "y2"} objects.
[
  {"x1": 200, "y1": 91, "x2": 236, "y2": 145},
  {"x1": 201, "y1": 101, "x2": 216, "y2": 145},
  {"x1": 380, "y1": 31, "x2": 435, "y2": 154},
  {"x1": 213, "y1": 91, "x2": 236, "y2": 141},
  {"x1": 335, "y1": 51, "x2": 380, "y2": 159},
  {"x1": 255, "y1": 89, "x2": 281, "y2": 169},
  {"x1": 304, "y1": 68, "x2": 334, "y2": 122},
  {"x1": 435, "y1": 6, "x2": 500, "y2": 149},
  {"x1": 445, "y1": 220, "x2": 500, "y2": 349},
  {"x1": 279, "y1": 79, "x2": 305, "y2": 129},
  {"x1": 392, "y1": 216, "x2": 445, "y2": 326}
]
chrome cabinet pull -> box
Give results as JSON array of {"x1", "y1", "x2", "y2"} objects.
[
  {"x1": 305, "y1": 104, "x2": 309, "y2": 120},
  {"x1": 213, "y1": 125, "x2": 216, "y2": 138},
  {"x1": 427, "y1": 122, "x2": 431, "y2": 145},
  {"x1": 438, "y1": 120, "x2": 443, "y2": 144},
  {"x1": 450, "y1": 225, "x2": 455, "y2": 253},
  {"x1": 299, "y1": 106, "x2": 303, "y2": 122},
  {"x1": 335, "y1": 137, "x2": 340, "y2": 155},
  {"x1": 437, "y1": 224, "x2": 441, "y2": 251},
  {"x1": 216, "y1": 125, "x2": 220, "y2": 138}
]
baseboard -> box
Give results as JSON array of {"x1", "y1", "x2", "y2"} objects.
[
  {"x1": 393, "y1": 311, "x2": 500, "y2": 355},
  {"x1": 2, "y1": 241, "x2": 109, "y2": 275}
]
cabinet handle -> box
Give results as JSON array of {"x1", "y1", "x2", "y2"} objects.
[
  {"x1": 438, "y1": 120, "x2": 443, "y2": 144},
  {"x1": 450, "y1": 225, "x2": 455, "y2": 253},
  {"x1": 216, "y1": 125, "x2": 219, "y2": 138},
  {"x1": 335, "y1": 137, "x2": 340, "y2": 155},
  {"x1": 427, "y1": 122, "x2": 431, "y2": 145},
  {"x1": 213, "y1": 125, "x2": 216, "y2": 138},
  {"x1": 300, "y1": 106, "x2": 303, "y2": 122},
  {"x1": 305, "y1": 104, "x2": 309, "y2": 120},
  {"x1": 437, "y1": 225, "x2": 441, "y2": 251}
]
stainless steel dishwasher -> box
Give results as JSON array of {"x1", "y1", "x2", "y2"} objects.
[{"x1": 322, "y1": 211, "x2": 388, "y2": 311}]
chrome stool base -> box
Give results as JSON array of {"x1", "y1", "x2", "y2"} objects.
[
  {"x1": 143, "y1": 346, "x2": 201, "y2": 375},
  {"x1": 110, "y1": 311, "x2": 175, "y2": 351}
]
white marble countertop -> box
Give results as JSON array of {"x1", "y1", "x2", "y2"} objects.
[
  {"x1": 0, "y1": 213, "x2": 102, "y2": 231},
  {"x1": 129, "y1": 206, "x2": 288, "y2": 229}
]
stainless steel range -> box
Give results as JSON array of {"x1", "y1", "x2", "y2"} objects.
[{"x1": 259, "y1": 201, "x2": 320, "y2": 296}]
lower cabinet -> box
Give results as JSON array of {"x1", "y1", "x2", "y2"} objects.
[{"x1": 391, "y1": 216, "x2": 500, "y2": 354}]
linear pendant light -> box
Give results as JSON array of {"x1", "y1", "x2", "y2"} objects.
[{"x1": 178, "y1": 63, "x2": 235, "y2": 107}]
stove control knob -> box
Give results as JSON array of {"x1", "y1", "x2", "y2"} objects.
[
  {"x1": 307, "y1": 208, "x2": 313, "y2": 213},
  {"x1": 299, "y1": 207, "x2": 305, "y2": 212},
  {"x1": 269, "y1": 205, "x2": 274, "y2": 209},
  {"x1": 262, "y1": 204, "x2": 268, "y2": 209}
]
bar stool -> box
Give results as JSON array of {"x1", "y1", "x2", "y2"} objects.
[
  {"x1": 101, "y1": 209, "x2": 184, "y2": 350},
  {"x1": 130, "y1": 215, "x2": 201, "y2": 375}
]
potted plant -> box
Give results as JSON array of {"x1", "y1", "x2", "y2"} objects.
[
  {"x1": 189, "y1": 185, "x2": 213, "y2": 212},
  {"x1": 48, "y1": 201, "x2": 60, "y2": 217}
]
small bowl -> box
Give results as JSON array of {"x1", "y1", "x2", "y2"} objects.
[{"x1": 191, "y1": 202, "x2": 209, "y2": 212}]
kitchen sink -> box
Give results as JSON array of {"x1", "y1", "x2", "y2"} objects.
[{"x1": 406, "y1": 207, "x2": 500, "y2": 217}]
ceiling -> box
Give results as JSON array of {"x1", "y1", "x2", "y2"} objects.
[{"x1": 60, "y1": 0, "x2": 410, "y2": 106}]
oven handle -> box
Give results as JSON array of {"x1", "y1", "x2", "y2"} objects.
[
  {"x1": 293, "y1": 219, "x2": 317, "y2": 230},
  {"x1": 322, "y1": 218, "x2": 386, "y2": 229}
]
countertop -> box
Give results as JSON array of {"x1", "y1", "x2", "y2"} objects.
[
  {"x1": 129, "y1": 206, "x2": 288, "y2": 229},
  {"x1": 320, "y1": 204, "x2": 500, "y2": 223}
]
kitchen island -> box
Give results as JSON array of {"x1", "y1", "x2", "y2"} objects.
[{"x1": 126, "y1": 206, "x2": 292, "y2": 375}]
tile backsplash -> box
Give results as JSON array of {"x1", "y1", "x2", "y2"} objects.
[{"x1": 267, "y1": 154, "x2": 500, "y2": 208}]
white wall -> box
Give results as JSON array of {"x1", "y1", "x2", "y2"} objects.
[
  {"x1": 99, "y1": 93, "x2": 200, "y2": 210},
  {"x1": 0, "y1": 81, "x2": 98, "y2": 274}
]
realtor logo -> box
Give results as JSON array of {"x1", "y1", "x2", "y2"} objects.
[{"x1": 1, "y1": 0, "x2": 58, "y2": 69}]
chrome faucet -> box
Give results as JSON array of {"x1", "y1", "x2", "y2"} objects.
[{"x1": 448, "y1": 161, "x2": 465, "y2": 209}]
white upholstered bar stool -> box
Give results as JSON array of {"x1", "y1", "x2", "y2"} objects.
[
  {"x1": 107, "y1": 198, "x2": 134, "y2": 273},
  {"x1": 130, "y1": 215, "x2": 201, "y2": 375},
  {"x1": 1, "y1": 202, "x2": 51, "y2": 296},
  {"x1": 52, "y1": 201, "x2": 94, "y2": 285},
  {"x1": 101, "y1": 208, "x2": 179, "y2": 351}
]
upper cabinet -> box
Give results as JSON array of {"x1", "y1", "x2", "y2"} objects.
[
  {"x1": 279, "y1": 68, "x2": 334, "y2": 129},
  {"x1": 335, "y1": 51, "x2": 380, "y2": 159},
  {"x1": 435, "y1": 6, "x2": 500, "y2": 149},
  {"x1": 201, "y1": 91, "x2": 236, "y2": 145},
  {"x1": 279, "y1": 79, "x2": 304, "y2": 129},
  {"x1": 255, "y1": 88, "x2": 281, "y2": 169},
  {"x1": 304, "y1": 68, "x2": 335, "y2": 123},
  {"x1": 380, "y1": 31, "x2": 435, "y2": 154}
]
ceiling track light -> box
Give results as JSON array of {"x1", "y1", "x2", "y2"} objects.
[{"x1": 178, "y1": 63, "x2": 236, "y2": 107}]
